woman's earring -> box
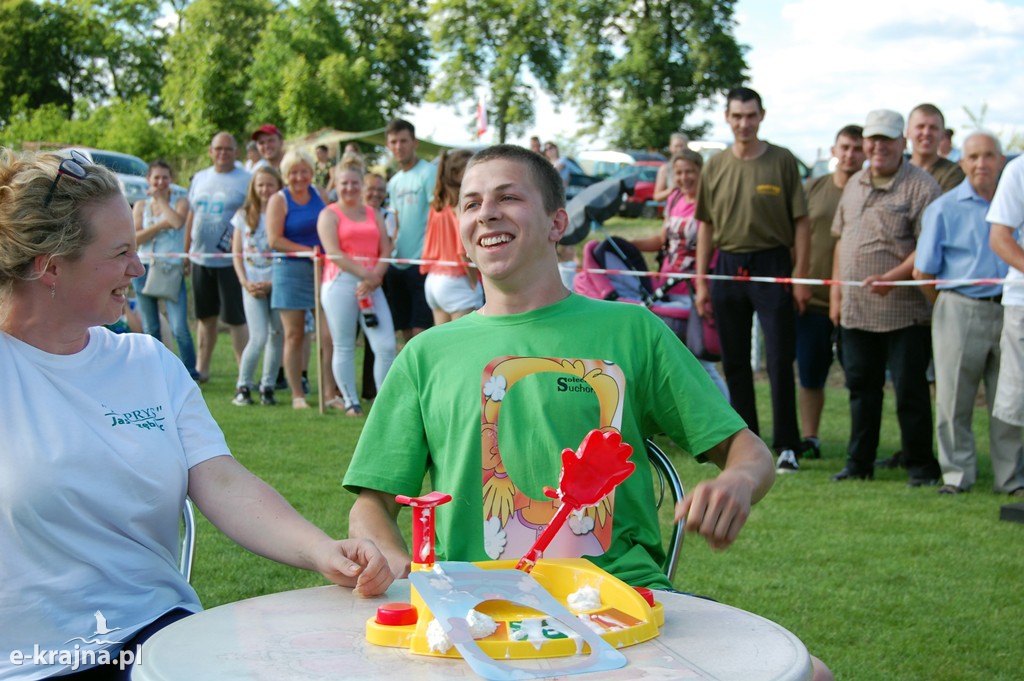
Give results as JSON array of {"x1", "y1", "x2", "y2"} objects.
[{"x1": 50, "y1": 284, "x2": 56, "y2": 299}]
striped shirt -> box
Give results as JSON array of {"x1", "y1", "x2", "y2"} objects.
[{"x1": 832, "y1": 161, "x2": 941, "y2": 332}]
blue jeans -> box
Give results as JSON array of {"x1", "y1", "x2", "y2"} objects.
[{"x1": 134, "y1": 266, "x2": 198, "y2": 378}]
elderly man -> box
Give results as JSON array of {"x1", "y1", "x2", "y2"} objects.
[
  {"x1": 829, "y1": 110, "x2": 942, "y2": 485},
  {"x1": 653, "y1": 132, "x2": 690, "y2": 201},
  {"x1": 913, "y1": 132, "x2": 1024, "y2": 495},
  {"x1": 184, "y1": 132, "x2": 251, "y2": 381},
  {"x1": 987, "y1": 154, "x2": 1024, "y2": 498},
  {"x1": 907, "y1": 104, "x2": 964, "y2": 192}
]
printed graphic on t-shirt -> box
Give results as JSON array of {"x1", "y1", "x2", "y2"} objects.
[
  {"x1": 479, "y1": 356, "x2": 625, "y2": 561},
  {"x1": 192, "y1": 192, "x2": 234, "y2": 254}
]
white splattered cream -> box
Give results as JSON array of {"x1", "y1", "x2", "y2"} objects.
[{"x1": 567, "y1": 585, "x2": 602, "y2": 612}]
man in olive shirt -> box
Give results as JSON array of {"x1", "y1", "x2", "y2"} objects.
[
  {"x1": 799, "y1": 125, "x2": 865, "y2": 459},
  {"x1": 695, "y1": 87, "x2": 811, "y2": 473},
  {"x1": 907, "y1": 103, "x2": 964, "y2": 192},
  {"x1": 829, "y1": 109, "x2": 942, "y2": 486}
]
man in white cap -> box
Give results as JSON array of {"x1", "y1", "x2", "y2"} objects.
[{"x1": 829, "y1": 109, "x2": 943, "y2": 486}]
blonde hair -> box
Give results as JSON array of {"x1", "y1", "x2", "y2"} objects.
[
  {"x1": 280, "y1": 149, "x2": 315, "y2": 179},
  {"x1": 243, "y1": 165, "x2": 283, "y2": 230},
  {"x1": 0, "y1": 148, "x2": 121, "y2": 307}
]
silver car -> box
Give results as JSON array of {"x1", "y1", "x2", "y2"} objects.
[{"x1": 56, "y1": 148, "x2": 188, "y2": 206}]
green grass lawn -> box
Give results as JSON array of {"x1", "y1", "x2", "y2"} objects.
[{"x1": 188, "y1": 235, "x2": 1023, "y2": 679}]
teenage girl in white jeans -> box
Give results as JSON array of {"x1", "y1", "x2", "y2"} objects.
[
  {"x1": 316, "y1": 159, "x2": 396, "y2": 416},
  {"x1": 230, "y1": 165, "x2": 285, "y2": 405}
]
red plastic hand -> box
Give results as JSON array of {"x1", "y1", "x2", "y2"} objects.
[{"x1": 556, "y1": 430, "x2": 635, "y2": 508}]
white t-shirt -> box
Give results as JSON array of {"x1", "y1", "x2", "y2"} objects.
[
  {"x1": 987, "y1": 155, "x2": 1024, "y2": 306},
  {"x1": 0, "y1": 328, "x2": 230, "y2": 679}
]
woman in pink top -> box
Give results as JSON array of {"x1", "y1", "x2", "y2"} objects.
[
  {"x1": 632, "y1": 150, "x2": 728, "y2": 397},
  {"x1": 316, "y1": 159, "x2": 396, "y2": 416},
  {"x1": 420, "y1": 149, "x2": 481, "y2": 325}
]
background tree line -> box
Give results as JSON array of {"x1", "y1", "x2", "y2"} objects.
[{"x1": 0, "y1": 0, "x2": 747, "y2": 165}]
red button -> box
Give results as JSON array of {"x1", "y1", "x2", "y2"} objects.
[
  {"x1": 375, "y1": 602, "x2": 418, "y2": 626},
  {"x1": 633, "y1": 586, "x2": 655, "y2": 607}
]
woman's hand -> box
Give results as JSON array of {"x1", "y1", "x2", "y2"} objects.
[
  {"x1": 356, "y1": 271, "x2": 382, "y2": 298},
  {"x1": 307, "y1": 538, "x2": 395, "y2": 597}
]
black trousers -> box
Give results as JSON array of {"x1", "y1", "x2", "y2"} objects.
[
  {"x1": 711, "y1": 247, "x2": 800, "y2": 452},
  {"x1": 840, "y1": 325, "x2": 940, "y2": 479}
]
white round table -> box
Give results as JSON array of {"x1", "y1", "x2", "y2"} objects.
[{"x1": 133, "y1": 581, "x2": 812, "y2": 680}]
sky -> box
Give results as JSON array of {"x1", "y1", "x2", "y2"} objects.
[{"x1": 407, "y1": 0, "x2": 1024, "y2": 163}]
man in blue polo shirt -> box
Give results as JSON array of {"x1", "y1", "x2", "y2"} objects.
[{"x1": 913, "y1": 130, "x2": 1024, "y2": 495}]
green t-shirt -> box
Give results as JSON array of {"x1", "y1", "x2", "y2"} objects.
[
  {"x1": 804, "y1": 174, "x2": 843, "y2": 312},
  {"x1": 928, "y1": 157, "x2": 966, "y2": 194},
  {"x1": 344, "y1": 294, "x2": 745, "y2": 589},
  {"x1": 695, "y1": 143, "x2": 808, "y2": 253}
]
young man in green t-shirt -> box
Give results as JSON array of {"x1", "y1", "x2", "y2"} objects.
[{"x1": 344, "y1": 144, "x2": 775, "y2": 589}]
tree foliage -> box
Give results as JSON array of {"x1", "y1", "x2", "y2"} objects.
[
  {"x1": 161, "y1": 0, "x2": 273, "y2": 147},
  {"x1": 245, "y1": 0, "x2": 428, "y2": 137},
  {"x1": 563, "y1": 0, "x2": 748, "y2": 148},
  {"x1": 0, "y1": 0, "x2": 166, "y2": 126},
  {"x1": 429, "y1": 0, "x2": 567, "y2": 143}
]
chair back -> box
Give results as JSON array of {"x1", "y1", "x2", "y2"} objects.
[
  {"x1": 646, "y1": 439, "x2": 685, "y2": 581},
  {"x1": 180, "y1": 497, "x2": 196, "y2": 582}
]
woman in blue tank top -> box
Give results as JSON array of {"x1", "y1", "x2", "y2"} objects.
[{"x1": 266, "y1": 149, "x2": 338, "y2": 409}]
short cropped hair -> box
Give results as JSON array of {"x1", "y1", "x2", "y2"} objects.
[
  {"x1": 465, "y1": 145, "x2": 565, "y2": 214},
  {"x1": 0, "y1": 148, "x2": 122, "y2": 306},
  {"x1": 909, "y1": 103, "x2": 945, "y2": 126},
  {"x1": 385, "y1": 118, "x2": 416, "y2": 139},
  {"x1": 670, "y1": 132, "x2": 690, "y2": 145},
  {"x1": 836, "y1": 125, "x2": 864, "y2": 141},
  {"x1": 961, "y1": 129, "x2": 1003, "y2": 156},
  {"x1": 726, "y1": 87, "x2": 763, "y2": 112},
  {"x1": 280, "y1": 149, "x2": 315, "y2": 179}
]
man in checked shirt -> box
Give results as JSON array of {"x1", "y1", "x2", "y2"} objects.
[{"x1": 829, "y1": 109, "x2": 943, "y2": 486}]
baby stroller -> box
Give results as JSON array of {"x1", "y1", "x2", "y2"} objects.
[{"x1": 573, "y1": 236, "x2": 721, "y2": 362}]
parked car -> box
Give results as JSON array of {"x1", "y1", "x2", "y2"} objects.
[
  {"x1": 577, "y1": 150, "x2": 667, "y2": 180},
  {"x1": 56, "y1": 148, "x2": 188, "y2": 206},
  {"x1": 610, "y1": 161, "x2": 664, "y2": 219},
  {"x1": 562, "y1": 156, "x2": 600, "y2": 200}
]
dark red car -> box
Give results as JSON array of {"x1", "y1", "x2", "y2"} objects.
[{"x1": 611, "y1": 161, "x2": 665, "y2": 219}]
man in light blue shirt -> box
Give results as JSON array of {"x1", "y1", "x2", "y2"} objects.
[
  {"x1": 913, "y1": 130, "x2": 1024, "y2": 495},
  {"x1": 385, "y1": 118, "x2": 438, "y2": 342}
]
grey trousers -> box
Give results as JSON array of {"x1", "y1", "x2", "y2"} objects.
[{"x1": 933, "y1": 292, "x2": 1024, "y2": 492}]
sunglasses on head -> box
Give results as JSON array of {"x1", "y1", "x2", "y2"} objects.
[{"x1": 43, "y1": 150, "x2": 91, "y2": 208}]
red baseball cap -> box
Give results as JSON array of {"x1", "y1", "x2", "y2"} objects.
[{"x1": 251, "y1": 124, "x2": 282, "y2": 140}]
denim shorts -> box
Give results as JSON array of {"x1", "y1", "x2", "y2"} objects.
[
  {"x1": 795, "y1": 310, "x2": 835, "y2": 389},
  {"x1": 271, "y1": 256, "x2": 316, "y2": 311}
]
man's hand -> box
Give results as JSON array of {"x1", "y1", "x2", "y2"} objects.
[
  {"x1": 674, "y1": 429, "x2": 774, "y2": 551},
  {"x1": 829, "y1": 284, "x2": 842, "y2": 326},
  {"x1": 864, "y1": 274, "x2": 893, "y2": 297},
  {"x1": 793, "y1": 283, "x2": 812, "y2": 314},
  {"x1": 675, "y1": 470, "x2": 754, "y2": 551},
  {"x1": 694, "y1": 284, "x2": 713, "y2": 319}
]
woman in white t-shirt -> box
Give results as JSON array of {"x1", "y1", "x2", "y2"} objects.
[{"x1": 0, "y1": 149, "x2": 393, "y2": 680}]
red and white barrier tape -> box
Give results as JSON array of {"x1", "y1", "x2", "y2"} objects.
[{"x1": 144, "y1": 252, "x2": 1021, "y2": 288}]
